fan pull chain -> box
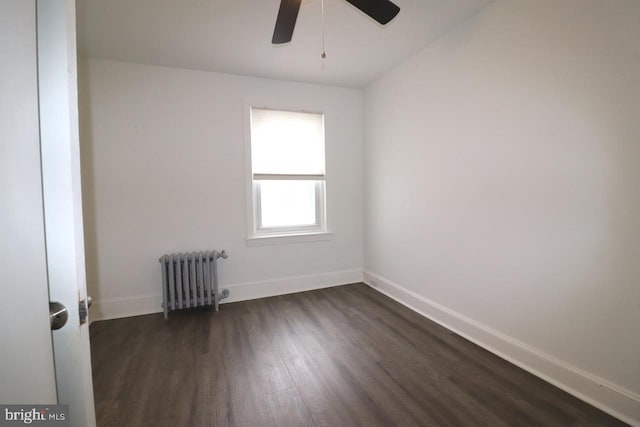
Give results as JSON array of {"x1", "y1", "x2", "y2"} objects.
[{"x1": 321, "y1": 0, "x2": 326, "y2": 58}]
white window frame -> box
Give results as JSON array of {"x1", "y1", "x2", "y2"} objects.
[
  {"x1": 253, "y1": 176, "x2": 325, "y2": 235},
  {"x1": 245, "y1": 104, "x2": 330, "y2": 245}
]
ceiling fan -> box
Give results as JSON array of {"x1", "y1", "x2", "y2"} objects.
[{"x1": 272, "y1": 0, "x2": 401, "y2": 44}]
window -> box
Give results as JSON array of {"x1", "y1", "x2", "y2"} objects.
[{"x1": 249, "y1": 107, "x2": 326, "y2": 239}]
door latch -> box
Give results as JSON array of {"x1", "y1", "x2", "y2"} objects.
[{"x1": 79, "y1": 296, "x2": 92, "y2": 324}]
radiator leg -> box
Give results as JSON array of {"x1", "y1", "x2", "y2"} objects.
[
  {"x1": 215, "y1": 288, "x2": 230, "y2": 311},
  {"x1": 213, "y1": 254, "x2": 219, "y2": 312},
  {"x1": 160, "y1": 255, "x2": 169, "y2": 320}
]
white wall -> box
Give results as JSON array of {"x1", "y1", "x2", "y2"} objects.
[
  {"x1": 364, "y1": 0, "x2": 640, "y2": 423},
  {"x1": 79, "y1": 59, "x2": 363, "y2": 320}
]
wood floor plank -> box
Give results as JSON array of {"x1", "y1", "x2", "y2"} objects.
[{"x1": 90, "y1": 283, "x2": 627, "y2": 427}]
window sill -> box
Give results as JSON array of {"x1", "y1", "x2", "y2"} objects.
[{"x1": 247, "y1": 232, "x2": 333, "y2": 246}]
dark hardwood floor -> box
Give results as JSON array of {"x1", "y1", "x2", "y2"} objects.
[{"x1": 90, "y1": 283, "x2": 626, "y2": 427}]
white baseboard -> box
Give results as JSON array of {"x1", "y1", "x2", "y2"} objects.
[
  {"x1": 222, "y1": 268, "x2": 363, "y2": 303},
  {"x1": 90, "y1": 268, "x2": 363, "y2": 322},
  {"x1": 91, "y1": 294, "x2": 162, "y2": 322},
  {"x1": 363, "y1": 270, "x2": 640, "y2": 427}
]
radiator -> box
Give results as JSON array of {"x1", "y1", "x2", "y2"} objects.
[{"x1": 159, "y1": 250, "x2": 229, "y2": 319}]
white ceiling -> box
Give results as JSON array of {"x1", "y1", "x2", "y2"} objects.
[{"x1": 76, "y1": 0, "x2": 492, "y2": 88}]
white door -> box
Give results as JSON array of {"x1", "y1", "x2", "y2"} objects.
[
  {"x1": 0, "y1": 1, "x2": 96, "y2": 425},
  {"x1": 37, "y1": 0, "x2": 97, "y2": 426}
]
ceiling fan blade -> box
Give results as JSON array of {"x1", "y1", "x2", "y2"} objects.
[
  {"x1": 344, "y1": 0, "x2": 400, "y2": 25},
  {"x1": 272, "y1": 0, "x2": 302, "y2": 44}
]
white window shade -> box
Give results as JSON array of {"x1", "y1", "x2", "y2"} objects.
[{"x1": 251, "y1": 108, "x2": 325, "y2": 176}]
